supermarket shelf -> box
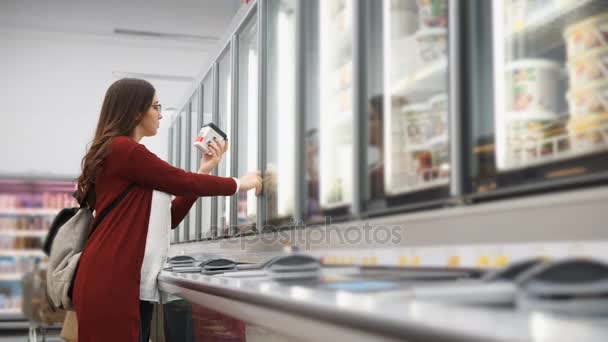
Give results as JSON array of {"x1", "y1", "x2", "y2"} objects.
[
  {"x1": 388, "y1": 176, "x2": 449, "y2": 196},
  {"x1": 391, "y1": 58, "x2": 447, "y2": 96},
  {"x1": 406, "y1": 135, "x2": 449, "y2": 152},
  {"x1": 501, "y1": 123, "x2": 608, "y2": 172},
  {"x1": 321, "y1": 199, "x2": 351, "y2": 210},
  {"x1": 0, "y1": 321, "x2": 29, "y2": 330},
  {"x1": 0, "y1": 208, "x2": 60, "y2": 216},
  {"x1": 0, "y1": 249, "x2": 45, "y2": 257},
  {"x1": 0, "y1": 273, "x2": 24, "y2": 281},
  {"x1": 0, "y1": 230, "x2": 47, "y2": 238},
  {"x1": 0, "y1": 308, "x2": 23, "y2": 320}
]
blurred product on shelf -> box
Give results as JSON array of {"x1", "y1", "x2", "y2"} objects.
[
  {"x1": 0, "y1": 178, "x2": 75, "y2": 320},
  {"x1": 505, "y1": 59, "x2": 564, "y2": 115},
  {"x1": 567, "y1": 112, "x2": 608, "y2": 148},
  {"x1": 506, "y1": 114, "x2": 569, "y2": 162},
  {"x1": 567, "y1": 80, "x2": 608, "y2": 115},
  {"x1": 415, "y1": 28, "x2": 447, "y2": 62},
  {"x1": 403, "y1": 103, "x2": 433, "y2": 146},
  {"x1": 563, "y1": 12, "x2": 608, "y2": 58},
  {"x1": 417, "y1": 0, "x2": 448, "y2": 29},
  {"x1": 0, "y1": 192, "x2": 76, "y2": 210},
  {"x1": 567, "y1": 47, "x2": 608, "y2": 88},
  {"x1": 391, "y1": 1, "x2": 417, "y2": 37}
]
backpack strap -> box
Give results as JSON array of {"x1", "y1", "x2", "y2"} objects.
[{"x1": 91, "y1": 184, "x2": 136, "y2": 231}]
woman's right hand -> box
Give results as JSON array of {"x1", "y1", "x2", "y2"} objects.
[{"x1": 238, "y1": 171, "x2": 263, "y2": 196}]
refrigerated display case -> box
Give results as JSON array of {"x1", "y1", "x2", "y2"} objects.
[
  {"x1": 182, "y1": 105, "x2": 192, "y2": 242},
  {"x1": 174, "y1": 114, "x2": 184, "y2": 243},
  {"x1": 236, "y1": 14, "x2": 259, "y2": 234},
  {"x1": 199, "y1": 74, "x2": 214, "y2": 240},
  {"x1": 217, "y1": 48, "x2": 233, "y2": 237},
  {"x1": 168, "y1": 126, "x2": 175, "y2": 244},
  {"x1": 472, "y1": 0, "x2": 608, "y2": 196},
  {"x1": 264, "y1": 0, "x2": 297, "y2": 226},
  {"x1": 318, "y1": 0, "x2": 355, "y2": 212},
  {"x1": 383, "y1": 0, "x2": 451, "y2": 199},
  {"x1": 0, "y1": 179, "x2": 75, "y2": 327},
  {"x1": 188, "y1": 93, "x2": 199, "y2": 242}
]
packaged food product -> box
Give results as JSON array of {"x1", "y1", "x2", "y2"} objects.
[
  {"x1": 193, "y1": 123, "x2": 227, "y2": 155},
  {"x1": 505, "y1": 59, "x2": 563, "y2": 115},
  {"x1": 506, "y1": 113, "x2": 569, "y2": 161},
  {"x1": 567, "y1": 80, "x2": 608, "y2": 116},
  {"x1": 567, "y1": 46, "x2": 608, "y2": 88},
  {"x1": 567, "y1": 112, "x2": 608, "y2": 148},
  {"x1": 401, "y1": 103, "x2": 432, "y2": 146},
  {"x1": 415, "y1": 28, "x2": 447, "y2": 63},
  {"x1": 564, "y1": 13, "x2": 608, "y2": 58},
  {"x1": 417, "y1": 0, "x2": 448, "y2": 29},
  {"x1": 391, "y1": 4, "x2": 418, "y2": 37},
  {"x1": 428, "y1": 93, "x2": 448, "y2": 137},
  {"x1": 431, "y1": 142, "x2": 450, "y2": 178}
]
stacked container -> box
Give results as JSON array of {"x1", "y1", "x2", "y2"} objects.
[{"x1": 564, "y1": 13, "x2": 608, "y2": 149}]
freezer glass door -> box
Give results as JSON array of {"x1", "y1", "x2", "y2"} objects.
[
  {"x1": 473, "y1": 0, "x2": 608, "y2": 194},
  {"x1": 217, "y1": 49, "x2": 232, "y2": 237},
  {"x1": 236, "y1": 15, "x2": 259, "y2": 234},
  {"x1": 383, "y1": 0, "x2": 450, "y2": 199},
  {"x1": 265, "y1": 0, "x2": 297, "y2": 226}
]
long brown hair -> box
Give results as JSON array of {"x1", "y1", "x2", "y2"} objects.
[{"x1": 75, "y1": 78, "x2": 155, "y2": 205}]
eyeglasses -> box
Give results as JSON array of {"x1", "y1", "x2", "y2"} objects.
[{"x1": 152, "y1": 104, "x2": 162, "y2": 113}]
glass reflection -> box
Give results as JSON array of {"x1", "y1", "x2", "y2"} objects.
[
  {"x1": 217, "y1": 50, "x2": 232, "y2": 237},
  {"x1": 237, "y1": 16, "x2": 259, "y2": 234},
  {"x1": 383, "y1": 0, "x2": 450, "y2": 196},
  {"x1": 266, "y1": 0, "x2": 297, "y2": 226},
  {"x1": 201, "y1": 75, "x2": 214, "y2": 239}
]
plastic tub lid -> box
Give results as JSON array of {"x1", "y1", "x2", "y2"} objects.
[
  {"x1": 569, "y1": 46, "x2": 608, "y2": 63},
  {"x1": 505, "y1": 59, "x2": 562, "y2": 71},
  {"x1": 563, "y1": 12, "x2": 608, "y2": 39},
  {"x1": 567, "y1": 78, "x2": 608, "y2": 96},
  {"x1": 506, "y1": 111, "x2": 564, "y2": 120}
]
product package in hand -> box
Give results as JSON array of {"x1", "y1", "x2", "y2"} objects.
[{"x1": 193, "y1": 123, "x2": 227, "y2": 155}]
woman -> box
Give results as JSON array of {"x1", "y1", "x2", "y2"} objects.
[{"x1": 72, "y1": 78, "x2": 262, "y2": 342}]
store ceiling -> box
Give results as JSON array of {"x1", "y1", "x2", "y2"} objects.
[{"x1": 2, "y1": 0, "x2": 241, "y2": 48}]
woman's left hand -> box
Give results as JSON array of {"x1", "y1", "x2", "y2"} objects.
[{"x1": 199, "y1": 139, "x2": 228, "y2": 174}]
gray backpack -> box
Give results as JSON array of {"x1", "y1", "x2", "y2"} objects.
[{"x1": 46, "y1": 185, "x2": 134, "y2": 310}]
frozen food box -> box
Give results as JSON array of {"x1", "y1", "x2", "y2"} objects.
[
  {"x1": 505, "y1": 59, "x2": 563, "y2": 115},
  {"x1": 193, "y1": 123, "x2": 227, "y2": 154},
  {"x1": 564, "y1": 13, "x2": 608, "y2": 59}
]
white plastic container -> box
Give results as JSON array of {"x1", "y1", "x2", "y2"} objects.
[
  {"x1": 428, "y1": 93, "x2": 448, "y2": 138},
  {"x1": 401, "y1": 103, "x2": 433, "y2": 147},
  {"x1": 567, "y1": 112, "x2": 608, "y2": 149},
  {"x1": 416, "y1": 0, "x2": 448, "y2": 29},
  {"x1": 415, "y1": 28, "x2": 447, "y2": 63},
  {"x1": 192, "y1": 123, "x2": 227, "y2": 154},
  {"x1": 564, "y1": 13, "x2": 608, "y2": 58},
  {"x1": 505, "y1": 59, "x2": 563, "y2": 116},
  {"x1": 567, "y1": 79, "x2": 608, "y2": 116},
  {"x1": 567, "y1": 46, "x2": 608, "y2": 88}
]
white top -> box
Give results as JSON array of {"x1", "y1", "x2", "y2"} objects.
[{"x1": 140, "y1": 178, "x2": 239, "y2": 302}]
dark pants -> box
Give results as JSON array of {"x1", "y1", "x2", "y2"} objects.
[{"x1": 140, "y1": 300, "x2": 154, "y2": 342}]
